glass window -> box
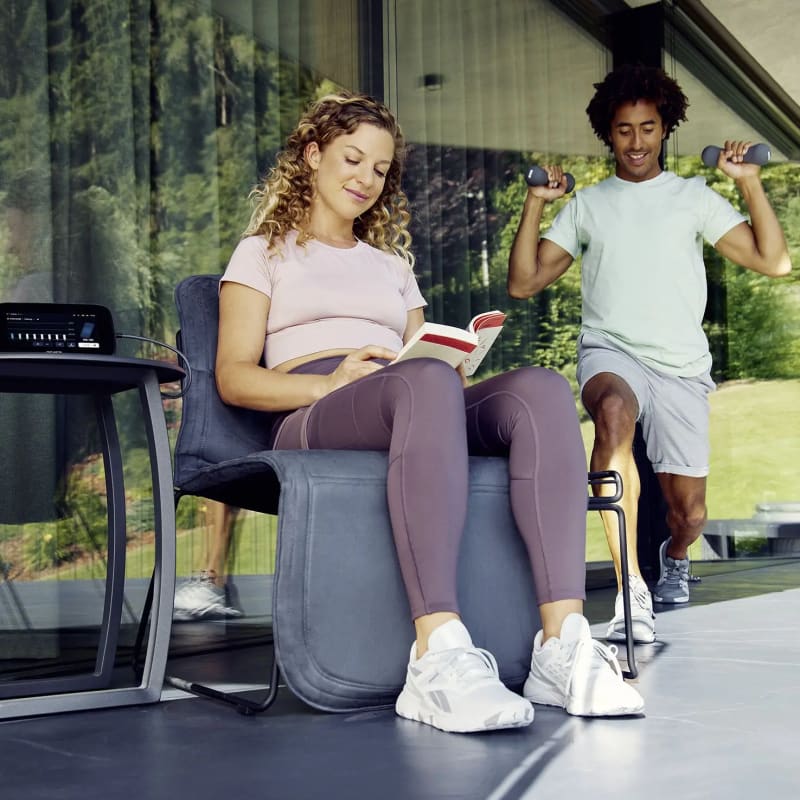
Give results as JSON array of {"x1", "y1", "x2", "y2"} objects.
[{"x1": 664, "y1": 52, "x2": 800, "y2": 560}]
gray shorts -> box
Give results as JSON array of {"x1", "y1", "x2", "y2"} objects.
[{"x1": 576, "y1": 331, "x2": 715, "y2": 477}]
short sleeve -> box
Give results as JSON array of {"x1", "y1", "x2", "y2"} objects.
[
  {"x1": 542, "y1": 197, "x2": 581, "y2": 259},
  {"x1": 220, "y1": 236, "x2": 274, "y2": 297},
  {"x1": 400, "y1": 261, "x2": 427, "y2": 311},
  {"x1": 699, "y1": 181, "x2": 747, "y2": 245}
]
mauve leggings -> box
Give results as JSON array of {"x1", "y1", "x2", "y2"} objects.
[{"x1": 270, "y1": 357, "x2": 587, "y2": 620}]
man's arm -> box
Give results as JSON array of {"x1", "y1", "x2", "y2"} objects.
[
  {"x1": 508, "y1": 169, "x2": 575, "y2": 299},
  {"x1": 712, "y1": 141, "x2": 792, "y2": 278}
]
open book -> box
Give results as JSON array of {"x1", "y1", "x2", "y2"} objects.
[{"x1": 392, "y1": 310, "x2": 506, "y2": 377}]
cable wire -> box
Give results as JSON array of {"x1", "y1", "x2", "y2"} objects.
[{"x1": 115, "y1": 332, "x2": 192, "y2": 399}]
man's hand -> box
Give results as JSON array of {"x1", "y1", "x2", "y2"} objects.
[
  {"x1": 526, "y1": 164, "x2": 570, "y2": 201},
  {"x1": 716, "y1": 140, "x2": 761, "y2": 181}
]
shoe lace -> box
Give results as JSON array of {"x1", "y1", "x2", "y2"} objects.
[
  {"x1": 663, "y1": 558, "x2": 689, "y2": 587},
  {"x1": 176, "y1": 573, "x2": 223, "y2": 604},
  {"x1": 436, "y1": 646, "x2": 501, "y2": 684},
  {"x1": 569, "y1": 638, "x2": 623, "y2": 686},
  {"x1": 612, "y1": 578, "x2": 653, "y2": 624},
  {"x1": 629, "y1": 578, "x2": 654, "y2": 615}
]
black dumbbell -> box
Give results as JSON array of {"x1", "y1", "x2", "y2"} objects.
[
  {"x1": 525, "y1": 165, "x2": 575, "y2": 194},
  {"x1": 701, "y1": 143, "x2": 770, "y2": 167}
]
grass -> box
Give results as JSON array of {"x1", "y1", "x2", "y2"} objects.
[
  {"x1": 32, "y1": 511, "x2": 279, "y2": 581},
  {"x1": 582, "y1": 378, "x2": 800, "y2": 562},
  {"x1": 5, "y1": 379, "x2": 798, "y2": 580}
]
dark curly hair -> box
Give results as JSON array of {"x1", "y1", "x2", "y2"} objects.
[{"x1": 586, "y1": 64, "x2": 689, "y2": 146}]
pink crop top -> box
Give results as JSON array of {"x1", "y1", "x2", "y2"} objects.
[{"x1": 220, "y1": 232, "x2": 427, "y2": 369}]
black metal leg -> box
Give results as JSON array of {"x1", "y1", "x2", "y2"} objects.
[
  {"x1": 133, "y1": 490, "x2": 282, "y2": 714},
  {"x1": 588, "y1": 470, "x2": 638, "y2": 680},
  {"x1": 165, "y1": 647, "x2": 281, "y2": 716},
  {"x1": 132, "y1": 563, "x2": 281, "y2": 713},
  {"x1": 609, "y1": 504, "x2": 638, "y2": 679}
]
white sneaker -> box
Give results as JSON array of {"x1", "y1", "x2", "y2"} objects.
[
  {"x1": 524, "y1": 613, "x2": 644, "y2": 717},
  {"x1": 395, "y1": 619, "x2": 534, "y2": 733},
  {"x1": 606, "y1": 575, "x2": 656, "y2": 644},
  {"x1": 173, "y1": 572, "x2": 242, "y2": 621}
]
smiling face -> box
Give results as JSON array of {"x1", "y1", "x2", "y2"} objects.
[
  {"x1": 305, "y1": 123, "x2": 395, "y2": 233},
  {"x1": 609, "y1": 99, "x2": 666, "y2": 183}
]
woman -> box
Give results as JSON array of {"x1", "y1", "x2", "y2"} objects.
[{"x1": 216, "y1": 91, "x2": 644, "y2": 733}]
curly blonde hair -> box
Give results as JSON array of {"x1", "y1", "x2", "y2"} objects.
[{"x1": 243, "y1": 91, "x2": 414, "y2": 266}]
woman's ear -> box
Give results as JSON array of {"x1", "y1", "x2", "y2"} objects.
[{"x1": 304, "y1": 141, "x2": 321, "y2": 170}]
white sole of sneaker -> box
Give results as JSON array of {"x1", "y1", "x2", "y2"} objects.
[
  {"x1": 565, "y1": 696, "x2": 645, "y2": 717},
  {"x1": 606, "y1": 624, "x2": 656, "y2": 644},
  {"x1": 606, "y1": 617, "x2": 656, "y2": 644},
  {"x1": 523, "y1": 681, "x2": 644, "y2": 717},
  {"x1": 652, "y1": 594, "x2": 689, "y2": 604},
  {"x1": 395, "y1": 689, "x2": 534, "y2": 733}
]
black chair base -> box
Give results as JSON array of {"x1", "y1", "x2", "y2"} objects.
[{"x1": 164, "y1": 653, "x2": 281, "y2": 716}]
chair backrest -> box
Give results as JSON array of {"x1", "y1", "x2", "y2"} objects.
[{"x1": 172, "y1": 275, "x2": 275, "y2": 490}]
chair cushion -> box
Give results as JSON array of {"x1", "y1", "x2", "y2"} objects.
[{"x1": 266, "y1": 449, "x2": 539, "y2": 711}]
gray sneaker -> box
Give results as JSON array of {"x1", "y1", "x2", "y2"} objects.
[
  {"x1": 173, "y1": 572, "x2": 243, "y2": 621},
  {"x1": 653, "y1": 540, "x2": 690, "y2": 604}
]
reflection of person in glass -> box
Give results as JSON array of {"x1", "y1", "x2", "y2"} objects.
[
  {"x1": 173, "y1": 500, "x2": 242, "y2": 621},
  {"x1": 216, "y1": 91, "x2": 644, "y2": 734},
  {"x1": 508, "y1": 64, "x2": 792, "y2": 642}
]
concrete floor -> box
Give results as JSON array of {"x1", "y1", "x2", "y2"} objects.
[{"x1": 1, "y1": 559, "x2": 799, "y2": 800}]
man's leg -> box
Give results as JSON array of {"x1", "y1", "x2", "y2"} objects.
[
  {"x1": 656, "y1": 473, "x2": 708, "y2": 558},
  {"x1": 582, "y1": 372, "x2": 642, "y2": 588},
  {"x1": 652, "y1": 473, "x2": 706, "y2": 604},
  {"x1": 582, "y1": 371, "x2": 656, "y2": 643},
  {"x1": 206, "y1": 500, "x2": 236, "y2": 587},
  {"x1": 173, "y1": 500, "x2": 242, "y2": 620}
]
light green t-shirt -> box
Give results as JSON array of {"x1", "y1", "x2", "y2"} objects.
[{"x1": 543, "y1": 171, "x2": 745, "y2": 376}]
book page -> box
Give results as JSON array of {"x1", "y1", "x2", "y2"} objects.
[
  {"x1": 467, "y1": 310, "x2": 506, "y2": 333},
  {"x1": 463, "y1": 311, "x2": 506, "y2": 376}
]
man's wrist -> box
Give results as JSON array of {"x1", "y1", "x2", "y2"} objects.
[{"x1": 734, "y1": 173, "x2": 764, "y2": 198}]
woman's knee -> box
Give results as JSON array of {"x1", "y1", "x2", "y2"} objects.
[
  {"x1": 391, "y1": 357, "x2": 464, "y2": 393},
  {"x1": 496, "y1": 366, "x2": 573, "y2": 401}
]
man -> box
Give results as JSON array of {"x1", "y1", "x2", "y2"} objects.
[{"x1": 507, "y1": 63, "x2": 791, "y2": 643}]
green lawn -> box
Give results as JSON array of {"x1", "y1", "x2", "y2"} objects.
[{"x1": 583, "y1": 378, "x2": 800, "y2": 561}]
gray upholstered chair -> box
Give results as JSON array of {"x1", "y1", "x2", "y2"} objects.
[{"x1": 136, "y1": 274, "x2": 636, "y2": 715}]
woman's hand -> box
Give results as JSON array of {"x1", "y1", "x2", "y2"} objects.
[{"x1": 323, "y1": 345, "x2": 397, "y2": 394}]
